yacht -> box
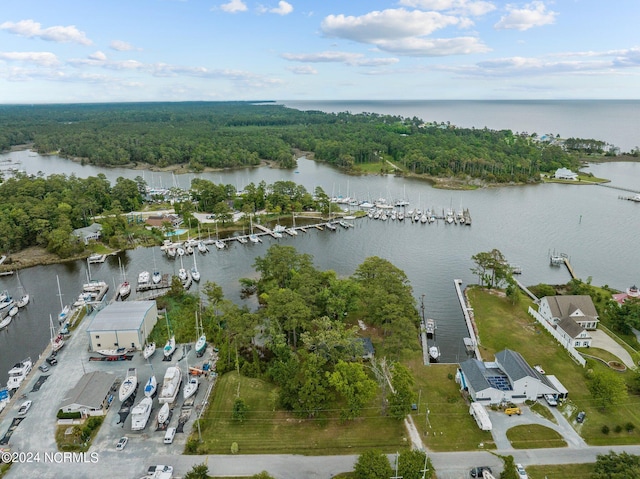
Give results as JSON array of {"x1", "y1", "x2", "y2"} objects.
[
  {"x1": 429, "y1": 346, "x2": 441, "y2": 362},
  {"x1": 130, "y1": 397, "x2": 153, "y2": 431},
  {"x1": 119, "y1": 368, "x2": 138, "y2": 402},
  {"x1": 7, "y1": 357, "x2": 32, "y2": 391},
  {"x1": 138, "y1": 271, "x2": 150, "y2": 285},
  {"x1": 159, "y1": 364, "x2": 182, "y2": 404}
]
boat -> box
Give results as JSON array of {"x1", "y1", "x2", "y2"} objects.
[
  {"x1": 152, "y1": 270, "x2": 162, "y2": 284},
  {"x1": 8, "y1": 306, "x2": 18, "y2": 317},
  {"x1": 249, "y1": 234, "x2": 259, "y2": 244},
  {"x1": 119, "y1": 281, "x2": 131, "y2": 299},
  {"x1": 285, "y1": 228, "x2": 298, "y2": 236},
  {"x1": 144, "y1": 375, "x2": 157, "y2": 398},
  {"x1": 185, "y1": 244, "x2": 194, "y2": 255},
  {"x1": 0, "y1": 314, "x2": 12, "y2": 330},
  {"x1": 0, "y1": 290, "x2": 14, "y2": 311},
  {"x1": 183, "y1": 376, "x2": 199, "y2": 399},
  {"x1": 138, "y1": 271, "x2": 150, "y2": 285},
  {"x1": 7, "y1": 357, "x2": 32, "y2": 391},
  {"x1": 166, "y1": 246, "x2": 176, "y2": 258},
  {"x1": 96, "y1": 347, "x2": 127, "y2": 357},
  {"x1": 197, "y1": 241, "x2": 208, "y2": 253},
  {"x1": 56, "y1": 275, "x2": 70, "y2": 324},
  {"x1": 191, "y1": 254, "x2": 200, "y2": 282},
  {"x1": 17, "y1": 399, "x2": 32, "y2": 416},
  {"x1": 130, "y1": 397, "x2": 153, "y2": 431},
  {"x1": 50, "y1": 315, "x2": 65, "y2": 352},
  {"x1": 157, "y1": 402, "x2": 170, "y2": 425},
  {"x1": 159, "y1": 364, "x2": 182, "y2": 404},
  {"x1": 176, "y1": 246, "x2": 185, "y2": 256},
  {"x1": 0, "y1": 388, "x2": 10, "y2": 414},
  {"x1": 429, "y1": 346, "x2": 441, "y2": 362},
  {"x1": 144, "y1": 465, "x2": 174, "y2": 479},
  {"x1": 143, "y1": 342, "x2": 156, "y2": 359},
  {"x1": 325, "y1": 222, "x2": 337, "y2": 231},
  {"x1": 164, "y1": 336, "x2": 176, "y2": 358},
  {"x1": 425, "y1": 318, "x2": 436, "y2": 339},
  {"x1": 178, "y1": 267, "x2": 188, "y2": 281},
  {"x1": 215, "y1": 240, "x2": 225, "y2": 249},
  {"x1": 195, "y1": 312, "x2": 206, "y2": 357},
  {"x1": 16, "y1": 294, "x2": 29, "y2": 308},
  {"x1": 237, "y1": 236, "x2": 248, "y2": 244},
  {"x1": 119, "y1": 368, "x2": 138, "y2": 402}
]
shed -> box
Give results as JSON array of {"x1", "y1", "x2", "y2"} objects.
[
  {"x1": 86, "y1": 300, "x2": 158, "y2": 352},
  {"x1": 59, "y1": 371, "x2": 116, "y2": 416},
  {"x1": 545, "y1": 375, "x2": 569, "y2": 399}
]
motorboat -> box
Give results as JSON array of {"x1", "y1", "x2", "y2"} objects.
[
  {"x1": 163, "y1": 336, "x2": 176, "y2": 358},
  {"x1": 159, "y1": 364, "x2": 182, "y2": 404},
  {"x1": 138, "y1": 271, "x2": 150, "y2": 285},
  {"x1": 429, "y1": 346, "x2": 441, "y2": 362},
  {"x1": 143, "y1": 342, "x2": 156, "y2": 359},
  {"x1": 157, "y1": 402, "x2": 170, "y2": 425},
  {"x1": 183, "y1": 376, "x2": 199, "y2": 399},
  {"x1": 7, "y1": 357, "x2": 32, "y2": 391},
  {"x1": 425, "y1": 318, "x2": 436, "y2": 339},
  {"x1": 16, "y1": 294, "x2": 29, "y2": 308},
  {"x1": 144, "y1": 375, "x2": 157, "y2": 398},
  {"x1": 130, "y1": 397, "x2": 153, "y2": 431},
  {"x1": 119, "y1": 368, "x2": 138, "y2": 402},
  {"x1": 152, "y1": 270, "x2": 162, "y2": 284},
  {"x1": 17, "y1": 400, "x2": 32, "y2": 416},
  {"x1": 119, "y1": 281, "x2": 131, "y2": 299}
]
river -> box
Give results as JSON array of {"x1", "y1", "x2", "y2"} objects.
[{"x1": 1, "y1": 151, "x2": 639, "y2": 386}]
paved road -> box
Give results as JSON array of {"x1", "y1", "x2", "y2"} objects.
[{"x1": 590, "y1": 329, "x2": 635, "y2": 369}]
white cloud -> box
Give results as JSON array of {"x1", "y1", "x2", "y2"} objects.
[
  {"x1": 321, "y1": 9, "x2": 460, "y2": 43},
  {"x1": 286, "y1": 65, "x2": 317, "y2": 75},
  {"x1": 110, "y1": 40, "x2": 135, "y2": 52},
  {"x1": 0, "y1": 51, "x2": 59, "y2": 66},
  {"x1": 88, "y1": 51, "x2": 107, "y2": 61},
  {"x1": 398, "y1": 0, "x2": 496, "y2": 16},
  {"x1": 0, "y1": 19, "x2": 92, "y2": 45},
  {"x1": 377, "y1": 36, "x2": 490, "y2": 56},
  {"x1": 281, "y1": 50, "x2": 399, "y2": 67},
  {"x1": 270, "y1": 1, "x2": 293, "y2": 15},
  {"x1": 494, "y1": 1, "x2": 557, "y2": 31},
  {"x1": 220, "y1": 0, "x2": 248, "y2": 13}
]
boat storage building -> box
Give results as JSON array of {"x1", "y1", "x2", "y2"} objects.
[{"x1": 86, "y1": 300, "x2": 158, "y2": 353}]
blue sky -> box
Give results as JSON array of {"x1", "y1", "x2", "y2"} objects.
[{"x1": 1, "y1": 0, "x2": 639, "y2": 103}]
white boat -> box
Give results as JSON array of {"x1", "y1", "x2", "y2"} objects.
[
  {"x1": 176, "y1": 247, "x2": 185, "y2": 256},
  {"x1": 82, "y1": 279, "x2": 107, "y2": 292},
  {"x1": 17, "y1": 399, "x2": 32, "y2": 416},
  {"x1": 237, "y1": 236, "x2": 248, "y2": 244},
  {"x1": 194, "y1": 312, "x2": 206, "y2": 356},
  {"x1": 178, "y1": 268, "x2": 188, "y2": 281},
  {"x1": 425, "y1": 318, "x2": 436, "y2": 339},
  {"x1": 0, "y1": 290, "x2": 13, "y2": 311},
  {"x1": 191, "y1": 253, "x2": 200, "y2": 282},
  {"x1": 285, "y1": 228, "x2": 298, "y2": 236},
  {"x1": 163, "y1": 336, "x2": 176, "y2": 358},
  {"x1": 96, "y1": 347, "x2": 127, "y2": 356},
  {"x1": 119, "y1": 368, "x2": 138, "y2": 402},
  {"x1": 197, "y1": 241, "x2": 208, "y2": 253},
  {"x1": 8, "y1": 306, "x2": 18, "y2": 317},
  {"x1": 185, "y1": 244, "x2": 194, "y2": 255},
  {"x1": 152, "y1": 270, "x2": 162, "y2": 284},
  {"x1": 159, "y1": 364, "x2": 182, "y2": 404},
  {"x1": 138, "y1": 271, "x2": 150, "y2": 285},
  {"x1": 166, "y1": 247, "x2": 176, "y2": 258},
  {"x1": 119, "y1": 281, "x2": 131, "y2": 299},
  {"x1": 157, "y1": 402, "x2": 170, "y2": 425},
  {"x1": 0, "y1": 314, "x2": 12, "y2": 330},
  {"x1": 429, "y1": 346, "x2": 441, "y2": 362},
  {"x1": 215, "y1": 240, "x2": 225, "y2": 249},
  {"x1": 143, "y1": 342, "x2": 156, "y2": 359},
  {"x1": 56, "y1": 275, "x2": 70, "y2": 324},
  {"x1": 144, "y1": 375, "x2": 157, "y2": 398},
  {"x1": 16, "y1": 294, "x2": 29, "y2": 308},
  {"x1": 249, "y1": 234, "x2": 259, "y2": 244},
  {"x1": 7, "y1": 357, "x2": 32, "y2": 391},
  {"x1": 183, "y1": 376, "x2": 199, "y2": 399},
  {"x1": 130, "y1": 397, "x2": 153, "y2": 431}
]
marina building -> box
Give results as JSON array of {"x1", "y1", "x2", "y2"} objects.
[
  {"x1": 86, "y1": 300, "x2": 158, "y2": 352},
  {"x1": 59, "y1": 371, "x2": 116, "y2": 417}
]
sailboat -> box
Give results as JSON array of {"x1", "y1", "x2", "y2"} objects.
[
  {"x1": 143, "y1": 342, "x2": 156, "y2": 359},
  {"x1": 118, "y1": 258, "x2": 131, "y2": 300},
  {"x1": 163, "y1": 313, "x2": 176, "y2": 358},
  {"x1": 183, "y1": 375, "x2": 199, "y2": 400},
  {"x1": 50, "y1": 314, "x2": 65, "y2": 353},
  {"x1": 119, "y1": 367, "x2": 138, "y2": 402},
  {"x1": 144, "y1": 374, "x2": 157, "y2": 398},
  {"x1": 152, "y1": 248, "x2": 162, "y2": 284},
  {"x1": 15, "y1": 271, "x2": 29, "y2": 308},
  {"x1": 248, "y1": 214, "x2": 259, "y2": 243},
  {"x1": 194, "y1": 311, "x2": 206, "y2": 357},
  {"x1": 157, "y1": 402, "x2": 170, "y2": 425},
  {"x1": 191, "y1": 253, "x2": 200, "y2": 282},
  {"x1": 56, "y1": 275, "x2": 70, "y2": 324},
  {"x1": 178, "y1": 256, "x2": 188, "y2": 282}
]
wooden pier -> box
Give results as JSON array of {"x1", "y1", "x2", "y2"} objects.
[
  {"x1": 563, "y1": 257, "x2": 577, "y2": 279},
  {"x1": 454, "y1": 279, "x2": 481, "y2": 360}
]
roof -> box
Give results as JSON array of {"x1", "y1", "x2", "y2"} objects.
[
  {"x1": 495, "y1": 349, "x2": 542, "y2": 383},
  {"x1": 359, "y1": 337, "x2": 375, "y2": 356},
  {"x1": 542, "y1": 295, "x2": 599, "y2": 321},
  {"x1": 459, "y1": 358, "x2": 493, "y2": 392},
  {"x1": 545, "y1": 375, "x2": 569, "y2": 395},
  {"x1": 557, "y1": 317, "x2": 587, "y2": 339},
  {"x1": 72, "y1": 223, "x2": 102, "y2": 237},
  {"x1": 87, "y1": 300, "x2": 156, "y2": 332},
  {"x1": 60, "y1": 371, "x2": 115, "y2": 410}
]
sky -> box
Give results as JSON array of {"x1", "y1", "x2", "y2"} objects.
[{"x1": 1, "y1": 0, "x2": 639, "y2": 103}]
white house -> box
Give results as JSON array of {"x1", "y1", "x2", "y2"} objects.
[
  {"x1": 457, "y1": 349, "x2": 559, "y2": 405},
  {"x1": 554, "y1": 167, "x2": 578, "y2": 180},
  {"x1": 72, "y1": 223, "x2": 103, "y2": 245},
  {"x1": 556, "y1": 317, "x2": 593, "y2": 348},
  {"x1": 538, "y1": 295, "x2": 599, "y2": 330}
]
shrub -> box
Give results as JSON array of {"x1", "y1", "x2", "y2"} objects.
[
  {"x1": 602, "y1": 425, "x2": 610, "y2": 434},
  {"x1": 231, "y1": 442, "x2": 239, "y2": 454},
  {"x1": 614, "y1": 425, "x2": 623, "y2": 433},
  {"x1": 57, "y1": 410, "x2": 82, "y2": 420},
  {"x1": 626, "y1": 422, "x2": 636, "y2": 433}
]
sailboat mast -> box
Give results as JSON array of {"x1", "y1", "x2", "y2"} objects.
[{"x1": 56, "y1": 275, "x2": 64, "y2": 310}]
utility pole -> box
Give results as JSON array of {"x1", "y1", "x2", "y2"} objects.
[{"x1": 390, "y1": 451, "x2": 403, "y2": 479}]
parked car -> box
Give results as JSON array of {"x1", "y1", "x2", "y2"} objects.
[
  {"x1": 515, "y1": 463, "x2": 528, "y2": 479},
  {"x1": 576, "y1": 411, "x2": 586, "y2": 423},
  {"x1": 470, "y1": 466, "x2": 492, "y2": 478},
  {"x1": 17, "y1": 400, "x2": 32, "y2": 416},
  {"x1": 116, "y1": 436, "x2": 128, "y2": 450},
  {"x1": 544, "y1": 394, "x2": 558, "y2": 407},
  {"x1": 38, "y1": 363, "x2": 50, "y2": 373},
  {"x1": 46, "y1": 355, "x2": 58, "y2": 366}
]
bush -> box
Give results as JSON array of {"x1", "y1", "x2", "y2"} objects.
[
  {"x1": 614, "y1": 425, "x2": 623, "y2": 433},
  {"x1": 185, "y1": 438, "x2": 199, "y2": 454},
  {"x1": 231, "y1": 442, "x2": 239, "y2": 454},
  {"x1": 57, "y1": 410, "x2": 82, "y2": 420},
  {"x1": 626, "y1": 422, "x2": 636, "y2": 433},
  {"x1": 602, "y1": 425, "x2": 610, "y2": 434}
]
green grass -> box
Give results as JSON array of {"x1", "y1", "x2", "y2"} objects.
[
  {"x1": 405, "y1": 360, "x2": 495, "y2": 451},
  {"x1": 505, "y1": 424, "x2": 566, "y2": 449},
  {"x1": 530, "y1": 403, "x2": 556, "y2": 424},
  {"x1": 468, "y1": 286, "x2": 640, "y2": 446},
  {"x1": 527, "y1": 463, "x2": 594, "y2": 479},
  {"x1": 191, "y1": 371, "x2": 408, "y2": 455}
]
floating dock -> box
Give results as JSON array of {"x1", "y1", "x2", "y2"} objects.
[{"x1": 454, "y1": 279, "x2": 481, "y2": 360}]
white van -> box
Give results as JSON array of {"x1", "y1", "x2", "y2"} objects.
[{"x1": 163, "y1": 427, "x2": 176, "y2": 444}]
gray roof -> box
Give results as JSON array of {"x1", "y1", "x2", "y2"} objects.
[
  {"x1": 72, "y1": 223, "x2": 102, "y2": 236},
  {"x1": 459, "y1": 358, "x2": 492, "y2": 392},
  {"x1": 87, "y1": 300, "x2": 156, "y2": 332},
  {"x1": 359, "y1": 337, "x2": 375, "y2": 356},
  {"x1": 543, "y1": 295, "x2": 598, "y2": 321},
  {"x1": 557, "y1": 317, "x2": 587, "y2": 339},
  {"x1": 495, "y1": 349, "x2": 543, "y2": 382},
  {"x1": 60, "y1": 371, "x2": 115, "y2": 410}
]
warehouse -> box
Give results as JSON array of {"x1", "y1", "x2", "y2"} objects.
[{"x1": 86, "y1": 300, "x2": 158, "y2": 352}]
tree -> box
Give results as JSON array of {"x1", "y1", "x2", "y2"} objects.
[
  {"x1": 592, "y1": 451, "x2": 640, "y2": 479},
  {"x1": 184, "y1": 463, "x2": 209, "y2": 479},
  {"x1": 500, "y1": 455, "x2": 518, "y2": 479},
  {"x1": 588, "y1": 369, "x2": 628, "y2": 410},
  {"x1": 353, "y1": 450, "x2": 393, "y2": 479},
  {"x1": 389, "y1": 363, "x2": 416, "y2": 420},
  {"x1": 251, "y1": 473, "x2": 276, "y2": 479},
  {"x1": 398, "y1": 449, "x2": 434, "y2": 479},
  {"x1": 328, "y1": 360, "x2": 377, "y2": 420},
  {"x1": 471, "y1": 249, "x2": 511, "y2": 288},
  {"x1": 232, "y1": 398, "x2": 248, "y2": 422}
]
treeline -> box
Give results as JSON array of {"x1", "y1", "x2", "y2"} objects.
[{"x1": 0, "y1": 102, "x2": 606, "y2": 182}]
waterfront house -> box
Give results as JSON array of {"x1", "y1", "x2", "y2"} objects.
[
  {"x1": 59, "y1": 371, "x2": 116, "y2": 417},
  {"x1": 555, "y1": 317, "x2": 593, "y2": 348},
  {"x1": 554, "y1": 167, "x2": 578, "y2": 180},
  {"x1": 145, "y1": 213, "x2": 182, "y2": 230},
  {"x1": 612, "y1": 285, "x2": 640, "y2": 305},
  {"x1": 537, "y1": 295, "x2": 599, "y2": 330},
  {"x1": 72, "y1": 223, "x2": 103, "y2": 245},
  {"x1": 457, "y1": 349, "x2": 560, "y2": 405}
]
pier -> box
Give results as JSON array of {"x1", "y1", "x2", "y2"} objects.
[
  {"x1": 619, "y1": 194, "x2": 640, "y2": 202},
  {"x1": 550, "y1": 252, "x2": 577, "y2": 279},
  {"x1": 454, "y1": 279, "x2": 481, "y2": 360}
]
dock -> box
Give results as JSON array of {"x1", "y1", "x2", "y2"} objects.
[
  {"x1": 136, "y1": 274, "x2": 171, "y2": 292},
  {"x1": 454, "y1": 279, "x2": 481, "y2": 360},
  {"x1": 619, "y1": 194, "x2": 640, "y2": 202},
  {"x1": 550, "y1": 252, "x2": 576, "y2": 279}
]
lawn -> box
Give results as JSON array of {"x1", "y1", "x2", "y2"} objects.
[
  {"x1": 468, "y1": 287, "x2": 640, "y2": 446},
  {"x1": 526, "y1": 463, "x2": 594, "y2": 479},
  {"x1": 191, "y1": 371, "x2": 409, "y2": 455},
  {"x1": 505, "y1": 424, "x2": 566, "y2": 449}
]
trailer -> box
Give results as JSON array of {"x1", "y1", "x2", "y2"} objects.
[{"x1": 470, "y1": 402, "x2": 492, "y2": 431}]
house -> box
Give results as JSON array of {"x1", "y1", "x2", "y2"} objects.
[
  {"x1": 145, "y1": 214, "x2": 182, "y2": 230},
  {"x1": 86, "y1": 300, "x2": 158, "y2": 352},
  {"x1": 612, "y1": 285, "x2": 640, "y2": 305},
  {"x1": 72, "y1": 223, "x2": 102, "y2": 245},
  {"x1": 457, "y1": 349, "x2": 560, "y2": 405},
  {"x1": 59, "y1": 371, "x2": 116, "y2": 416},
  {"x1": 538, "y1": 295, "x2": 599, "y2": 330},
  {"x1": 554, "y1": 167, "x2": 578, "y2": 180},
  {"x1": 358, "y1": 337, "x2": 375, "y2": 360},
  {"x1": 556, "y1": 317, "x2": 593, "y2": 348}
]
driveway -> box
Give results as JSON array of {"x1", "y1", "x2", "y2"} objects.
[{"x1": 589, "y1": 329, "x2": 636, "y2": 369}]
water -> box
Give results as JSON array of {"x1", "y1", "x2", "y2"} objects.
[{"x1": 1, "y1": 100, "x2": 640, "y2": 384}]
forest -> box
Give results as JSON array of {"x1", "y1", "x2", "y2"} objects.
[{"x1": 0, "y1": 102, "x2": 608, "y2": 182}]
